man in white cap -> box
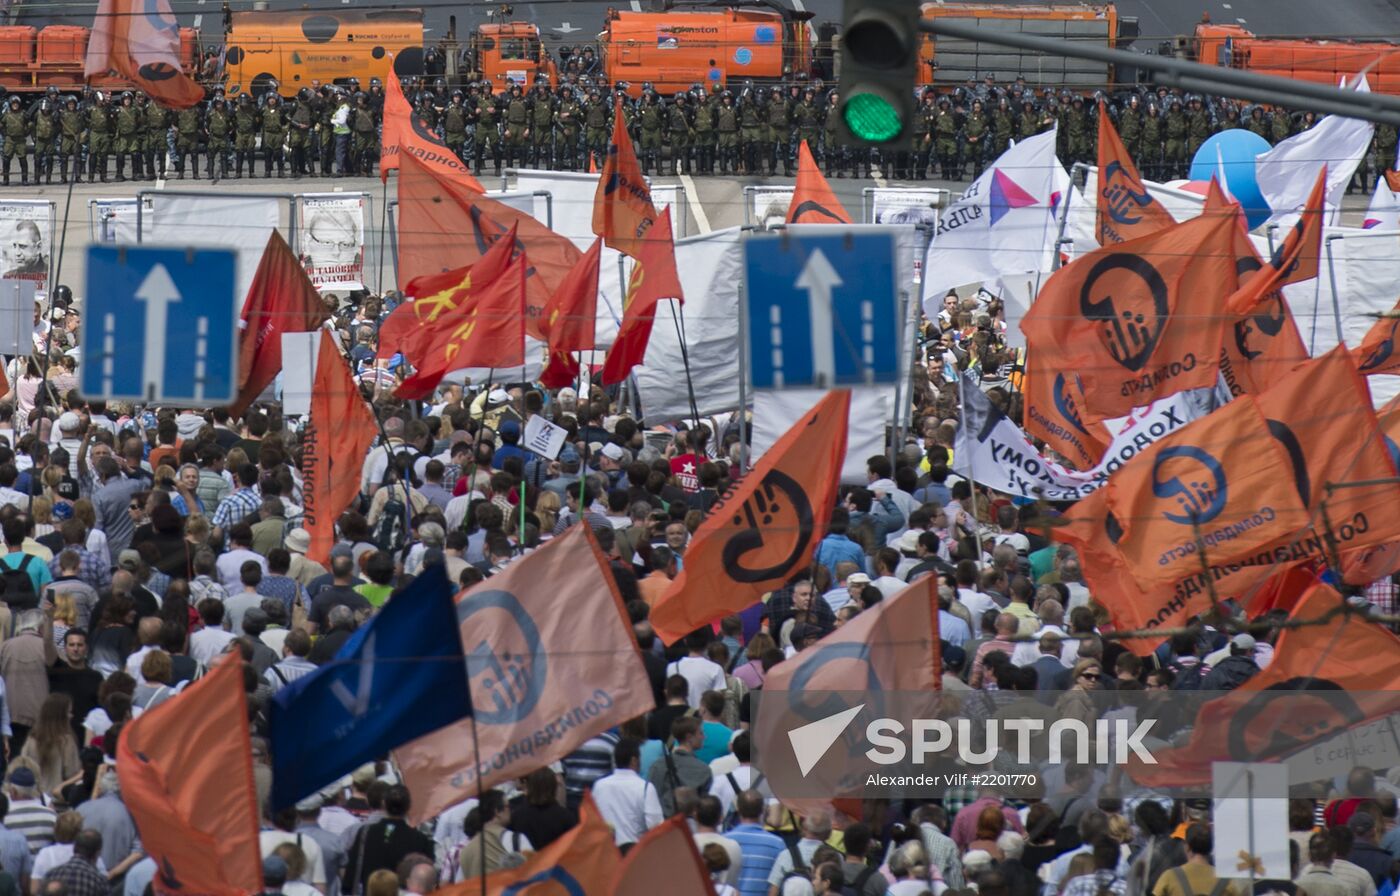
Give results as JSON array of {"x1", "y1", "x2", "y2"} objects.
[
  {"x1": 52, "y1": 412, "x2": 83, "y2": 479},
  {"x1": 284, "y1": 528, "x2": 327, "y2": 588},
  {"x1": 597, "y1": 443, "x2": 628, "y2": 489},
  {"x1": 1201, "y1": 633, "x2": 1261, "y2": 691},
  {"x1": 359, "y1": 416, "x2": 404, "y2": 496}
]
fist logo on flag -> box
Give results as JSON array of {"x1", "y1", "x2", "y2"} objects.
[
  {"x1": 719, "y1": 469, "x2": 816, "y2": 583},
  {"x1": 1053, "y1": 372, "x2": 1093, "y2": 437},
  {"x1": 1225, "y1": 679, "x2": 1365, "y2": 762},
  {"x1": 1100, "y1": 160, "x2": 1155, "y2": 227},
  {"x1": 460, "y1": 590, "x2": 548, "y2": 725},
  {"x1": 1234, "y1": 297, "x2": 1289, "y2": 362},
  {"x1": 1151, "y1": 446, "x2": 1230, "y2": 526},
  {"x1": 1079, "y1": 254, "x2": 1171, "y2": 373}
]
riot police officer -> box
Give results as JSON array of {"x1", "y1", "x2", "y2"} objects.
[
  {"x1": 667, "y1": 92, "x2": 692, "y2": 175},
  {"x1": 233, "y1": 93, "x2": 258, "y2": 177},
  {"x1": 716, "y1": 90, "x2": 740, "y2": 175},
  {"x1": 2, "y1": 96, "x2": 29, "y2": 185},
  {"x1": 58, "y1": 96, "x2": 83, "y2": 183},
  {"x1": 261, "y1": 92, "x2": 287, "y2": 177},
  {"x1": 351, "y1": 91, "x2": 377, "y2": 176},
  {"x1": 288, "y1": 89, "x2": 315, "y2": 177},
  {"x1": 529, "y1": 84, "x2": 553, "y2": 169},
  {"x1": 556, "y1": 86, "x2": 582, "y2": 171},
  {"x1": 31, "y1": 94, "x2": 57, "y2": 184},
  {"x1": 502, "y1": 84, "x2": 529, "y2": 170},
  {"x1": 443, "y1": 89, "x2": 470, "y2": 164},
  {"x1": 173, "y1": 99, "x2": 202, "y2": 180},
  {"x1": 638, "y1": 89, "x2": 664, "y2": 175},
  {"x1": 207, "y1": 96, "x2": 232, "y2": 180},
  {"x1": 475, "y1": 87, "x2": 501, "y2": 175}
]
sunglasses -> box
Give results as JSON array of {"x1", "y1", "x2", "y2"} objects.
[
  {"x1": 128, "y1": 503, "x2": 140, "y2": 511},
  {"x1": 1080, "y1": 672, "x2": 1100, "y2": 681}
]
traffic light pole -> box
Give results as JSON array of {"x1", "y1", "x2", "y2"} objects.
[{"x1": 920, "y1": 18, "x2": 1400, "y2": 127}]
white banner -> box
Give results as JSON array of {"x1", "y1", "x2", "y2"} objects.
[
  {"x1": 635, "y1": 228, "x2": 744, "y2": 421},
  {"x1": 955, "y1": 382, "x2": 1210, "y2": 502},
  {"x1": 143, "y1": 194, "x2": 281, "y2": 305},
  {"x1": 753, "y1": 385, "x2": 892, "y2": 485},
  {"x1": 0, "y1": 200, "x2": 53, "y2": 292},
  {"x1": 92, "y1": 197, "x2": 147, "y2": 245},
  {"x1": 280, "y1": 330, "x2": 324, "y2": 417},
  {"x1": 749, "y1": 187, "x2": 794, "y2": 229},
  {"x1": 1256, "y1": 76, "x2": 1374, "y2": 222},
  {"x1": 298, "y1": 194, "x2": 366, "y2": 292},
  {"x1": 870, "y1": 188, "x2": 942, "y2": 227}
]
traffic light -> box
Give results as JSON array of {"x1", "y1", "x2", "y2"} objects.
[{"x1": 836, "y1": 0, "x2": 920, "y2": 147}]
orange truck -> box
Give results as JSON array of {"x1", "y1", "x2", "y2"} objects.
[
  {"x1": 1192, "y1": 21, "x2": 1400, "y2": 95},
  {"x1": 472, "y1": 4, "x2": 813, "y2": 96},
  {"x1": 917, "y1": 3, "x2": 1131, "y2": 91},
  {"x1": 0, "y1": 24, "x2": 199, "y2": 94},
  {"x1": 223, "y1": 9, "x2": 426, "y2": 96}
]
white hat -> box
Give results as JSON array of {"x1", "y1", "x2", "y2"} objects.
[
  {"x1": 57, "y1": 411, "x2": 81, "y2": 433},
  {"x1": 487, "y1": 388, "x2": 510, "y2": 405},
  {"x1": 600, "y1": 443, "x2": 625, "y2": 462}
]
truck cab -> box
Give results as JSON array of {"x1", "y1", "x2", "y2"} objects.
[{"x1": 470, "y1": 20, "x2": 558, "y2": 93}]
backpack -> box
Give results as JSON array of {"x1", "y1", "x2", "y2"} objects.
[
  {"x1": 780, "y1": 841, "x2": 810, "y2": 886},
  {"x1": 1171, "y1": 867, "x2": 1230, "y2": 896},
  {"x1": 842, "y1": 865, "x2": 877, "y2": 896},
  {"x1": 720, "y1": 771, "x2": 765, "y2": 832},
  {"x1": 373, "y1": 493, "x2": 407, "y2": 552},
  {"x1": 1169, "y1": 660, "x2": 1209, "y2": 691},
  {"x1": 0, "y1": 555, "x2": 38, "y2": 611}
]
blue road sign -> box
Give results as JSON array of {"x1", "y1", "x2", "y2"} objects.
[
  {"x1": 81, "y1": 246, "x2": 238, "y2": 406},
  {"x1": 745, "y1": 231, "x2": 899, "y2": 390}
]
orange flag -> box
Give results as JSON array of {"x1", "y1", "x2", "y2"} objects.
[
  {"x1": 1128, "y1": 582, "x2": 1400, "y2": 789},
  {"x1": 1022, "y1": 351, "x2": 1111, "y2": 471},
  {"x1": 600, "y1": 206, "x2": 684, "y2": 385},
  {"x1": 1354, "y1": 295, "x2": 1400, "y2": 376},
  {"x1": 786, "y1": 140, "x2": 852, "y2": 225},
  {"x1": 397, "y1": 152, "x2": 579, "y2": 339},
  {"x1": 117, "y1": 656, "x2": 262, "y2": 896},
  {"x1": 380, "y1": 67, "x2": 484, "y2": 191},
  {"x1": 752, "y1": 577, "x2": 940, "y2": 813},
  {"x1": 614, "y1": 817, "x2": 719, "y2": 896},
  {"x1": 84, "y1": 0, "x2": 204, "y2": 108},
  {"x1": 1022, "y1": 211, "x2": 1235, "y2": 423},
  {"x1": 302, "y1": 339, "x2": 377, "y2": 566},
  {"x1": 394, "y1": 232, "x2": 526, "y2": 400},
  {"x1": 1066, "y1": 396, "x2": 1310, "y2": 588},
  {"x1": 1225, "y1": 165, "x2": 1327, "y2": 315},
  {"x1": 1218, "y1": 217, "x2": 1309, "y2": 398},
  {"x1": 435, "y1": 795, "x2": 622, "y2": 896},
  {"x1": 395, "y1": 526, "x2": 656, "y2": 823},
  {"x1": 539, "y1": 237, "x2": 602, "y2": 389},
  {"x1": 1095, "y1": 99, "x2": 1175, "y2": 245},
  {"x1": 593, "y1": 96, "x2": 663, "y2": 260},
  {"x1": 651, "y1": 390, "x2": 850, "y2": 645},
  {"x1": 230, "y1": 230, "x2": 329, "y2": 417}
]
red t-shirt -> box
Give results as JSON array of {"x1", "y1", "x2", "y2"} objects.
[{"x1": 670, "y1": 454, "x2": 701, "y2": 492}]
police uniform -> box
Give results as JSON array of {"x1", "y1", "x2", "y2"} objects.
[
  {"x1": 666, "y1": 94, "x2": 692, "y2": 175},
  {"x1": 351, "y1": 94, "x2": 377, "y2": 176},
  {"x1": 475, "y1": 92, "x2": 501, "y2": 175},
  {"x1": 206, "y1": 98, "x2": 232, "y2": 179},
  {"x1": 716, "y1": 94, "x2": 739, "y2": 175},
  {"x1": 143, "y1": 96, "x2": 168, "y2": 180},
  {"x1": 529, "y1": 87, "x2": 554, "y2": 168},
  {"x1": 583, "y1": 90, "x2": 609, "y2": 172},
  {"x1": 443, "y1": 93, "x2": 470, "y2": 163},
  {"x1": 261, "y1": 95, "x2": 288, "y2": 177},
  {"x1": 1, "y1": 98, "x2": 29, "y2": 185},
  {"x1": 555, "y1": 88, "x2": 582, "y2": 171},
  {"x1": 113, "y1": 94, "x2": 141, "y2": 181},
  {"x1": 503, "y1": 87, "x2": 529, "y2": 170},
  {"x1": 233, "y1": 94, "x2": 258, "y2": 178},
  {"x1": 32, "y1": 98, "x2": 57, "y2": 184},
  {"x1": 58, "y1": 98, "x2": 84, "y2": 183},
  {"x1": 288, "y1": 93, "x2": 315, "y2": 177}
]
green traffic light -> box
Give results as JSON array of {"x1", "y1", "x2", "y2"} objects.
[{"x1": 842, "y1": 91, "x2": 903, "y2": 143}]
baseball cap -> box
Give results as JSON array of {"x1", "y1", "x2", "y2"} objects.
[
  {"x1": 601, "y1": 443, "x2": 625, "y2": 462},
  {"x1": 499, "y1": 419, "x2": 521, "y2": 436},
  {"x1": 116, "y1": 549, "x2": 142, "y2": 571},
  {"x1": 7, "y1": 767, "x2": 35, "y2": 788},
  {"x1": 262, "y1": 856, "x2": 288, "y2": 886},
  {"x1": 487, "y1": 388, "x2": 510, "y2": 405},
  {"x1": 295, "y1": 793, "x2": 325, "y2": 814},
  {"x1": 1350, "y1": 812, "x2": 1377, "y2": 835},
  {"x1": 57, "y1": 411, "x2": 80, "y2": 433},
  {"x1": 847, "y1": 572, "x2": 871, "y2": 587},
  {"x1": 1231, "y1": 633, "x2": 1256, "y2": 651},
  {"x1": 55, "y1": 478, "x2": 79, "y2": 502},
  {"x1": 559, "y1": 445, "x2": 580, "y2": 464}
]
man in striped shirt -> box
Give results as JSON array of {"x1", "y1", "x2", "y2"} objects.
[
  {"x1": 264, "y1": 630, "x2": 318, "y2": 689},
  {"x1": 3, "y1": 766, "x2": 54, "y2": 853}
]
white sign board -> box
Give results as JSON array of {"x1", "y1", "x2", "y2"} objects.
[
  {"x1": 280, "y1": 330, "x2": 324, "y2": 417},
  {"x1": 1286, "y1": 714, "x2": 1400, "y2": 784},
  {"x1": 523, "y1": 414, "x2": 568, "y2": 460},
  {"x1": 1212, "y1": 762, "x2": 1290, "y2": 882}
]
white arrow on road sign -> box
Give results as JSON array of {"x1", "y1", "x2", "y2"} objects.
[
  {"x1": 795, "y1": 249, "x2": 841, "y2": 388},
  {"x1": 135, "y1": 264, "x2": 182, "y2": 401},
  {"x1": 556, "y1": 21, "x2": 579, "y2": 33}
]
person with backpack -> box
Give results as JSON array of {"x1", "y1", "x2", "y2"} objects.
[
  {"x1": 366, "y1": 456, "x2": 427, "y2": 554},
  {"x1": 1126, "y1": 802, "x2": 1186, "y2": 896},
  {"x1": 645, "y1": 716, "x2": 712, "y2": 817},
  {"x1": 1149, "y1": 825, "x2": 1245, "y2": 896},
  {"x1": 840, "y1": 823, "x2": 889, "y2": 896},
  {"x1": 0, "y1": 516, "x2": 49, "y2": 613},
  {"x1": 768, "y1": 812, "x2": 840, "y2": 895}
]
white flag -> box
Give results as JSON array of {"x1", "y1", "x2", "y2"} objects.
[
  {"x1": 1255, "y1": 75, "x2": 1374, "y2": 223},
  {"x1": 921, "y1": 128, "x2": 1066, "y2": 306},
  {"x1": 1364, "y1": 179, "x2": 1400, "y2": 230}
]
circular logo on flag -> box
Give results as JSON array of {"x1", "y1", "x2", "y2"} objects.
[
  {"x1": 1151, "y1": 445, "x2": 1228, "y2": 526},
  {"x1": 720, "y1": 469, "x2": 815, "y2": 583},
  {"x1": 1225, "y1": 678, "x2": 1364, "y2": 762},
  {"x1": 457, "y1": 590, "x2": 547, "y2": 724},
  {"x1": 1078, "y1": 254, "x2": 1170, "y2": 372}
]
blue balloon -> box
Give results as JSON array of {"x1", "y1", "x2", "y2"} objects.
[{"x1": 1189, "y1": 129, "x2": 1273, "y2": 229}]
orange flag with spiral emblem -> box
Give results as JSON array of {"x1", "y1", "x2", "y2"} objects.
[{"x1": 650, "y1": 390, "x2": 850, "y2": 645}]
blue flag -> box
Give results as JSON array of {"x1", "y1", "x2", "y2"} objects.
[{"x1": 268, "y1": 564, "x2": 471, "y2": 810}]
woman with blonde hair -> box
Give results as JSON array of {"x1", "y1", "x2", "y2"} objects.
[
  {"x1": 33, "y1": 810, "x2": 109, "y2": 883},
  {"x1": 533, "y1": 490, "x2": 561, "y2": 536},
  {"x1": 29, "y1": 496, "x2": 54, "y2": 541},
  {"x1": 72, "y1": 500, "x2": 110, "y2": 570},
  {"x1": 50, "y1": 591, "x2": 76, "y2": 648},
  {"x1": 20, "y1": 693, "x2": 81, "y2": 793}
]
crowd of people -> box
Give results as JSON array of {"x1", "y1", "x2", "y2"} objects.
[
  {"x1": 0, "y1": 71, "x2": 1396, "y2": 185},
  {"x1": 0, "y1": 270, "x2": 1377, "y2": 896}
]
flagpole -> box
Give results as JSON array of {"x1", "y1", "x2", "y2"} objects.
[
  {"x1": 668, "y1": 302, "x2": 703, "y2": 433},
  {"x1": 29, "y1": 172, "x2": 77, "y2": 516},
  {"x1": 466, "y1": 674, "x2": 488, "y2": 896},
  {"x1": 377, "y1": 175, "x2": 389, "y2": 294}
]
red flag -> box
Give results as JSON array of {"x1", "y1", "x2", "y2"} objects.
[
  {"x1": 601, "y1": 206, "x2": 684, "y2": 384},
  {"x1": 1022, "y1": 211, "x2": 1236, "y2": 423},
  {"x1": 1225, "y1": 165, "x2": 1327, "y2": 315},
  {"x1": 230, "y1": 230, "x2": 329, "y2": 417},
  {"x1": 593, "y1": 96, "x2": 664, "y2": 260},
  {"x1": 1096, "y1": 99, "x2": 1175, "y2": 244},
  {"x1": 394, "y1": 229, "x2": 526, "y2": 400},
  {"x1": 434, "y1": 796, "x2": 622, "y2": 896},
  {"x1": 302, "y1": 339, "x2": 377, "y2": 565},
  {"x1": 786, "y1": 140, "x2": 852, "y2": 225},
  {"x1": 1128, "y1": 583, "x2": 1400, "y2": 789},
  {"x1": 651, "y1": 390, "x2": 850, "y2": 644},
  {"x1": 117, "y1": 656, "x2": 262, "y2": 896},
  {"x1": 380, "y1": 67, "x2": 483, "y2": 191},
  {"x1": 395, "y1": 526, "x2": 655, "y2": 823},
  {"x1": 396, "y1": 152, "x2": 579, "y2": 340},
  {"x1": 84, "y1": 0, "x2": 203, "y2": 108},
  {"x1": 539, "y1": 237, "x2": 601, "y2": 389},
  {"x1": 614, "y1": 817, "x2": 718, "y2": 896}
]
